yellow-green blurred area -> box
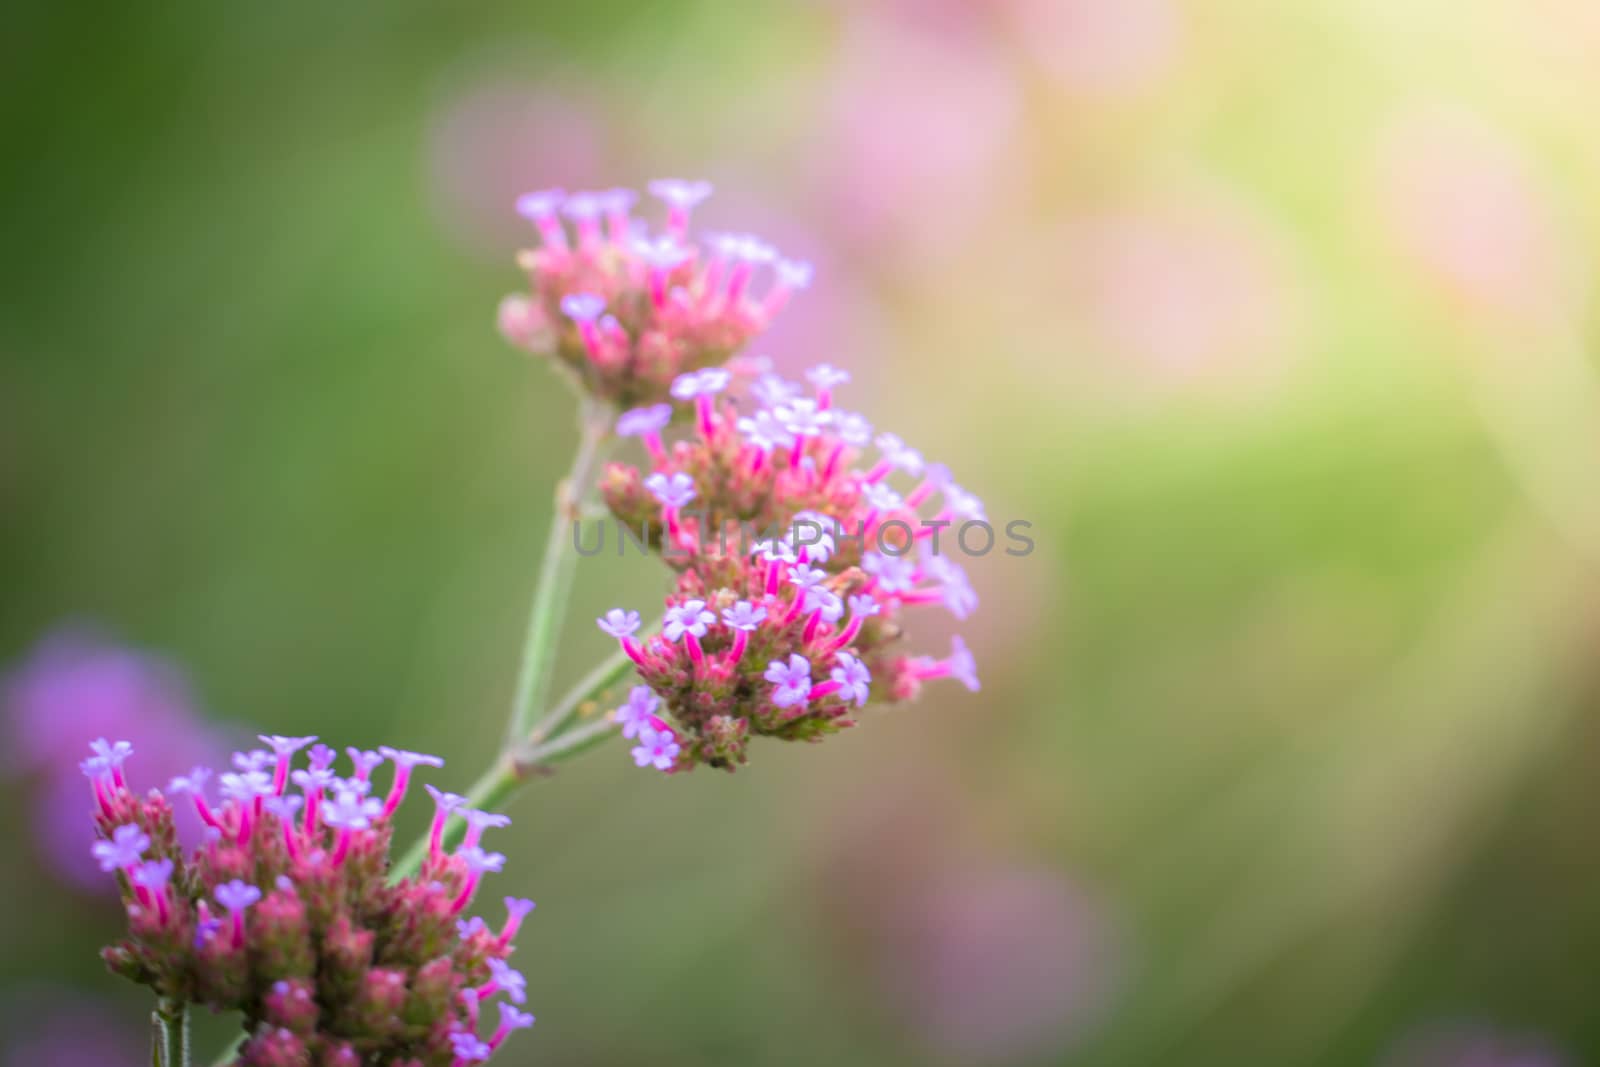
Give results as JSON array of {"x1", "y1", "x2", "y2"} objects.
[{"x1": 4, "y1": 0, "x2": 1600, "y2": 1064}]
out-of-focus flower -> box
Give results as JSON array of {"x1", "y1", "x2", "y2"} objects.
[
  {"x1": 595, "y1": 363, "x2": 984, "y2": 771},
  {"x1": 812, "y1": 8, "x2": 1024, "y2": 267},
  {"x1": 427, "y1": 76, "x2": 609, "y2": 259},
  {"x1": 86, "y1": 738, "x2": 536, "y2": 1065},
  {"x1": 1003, "y1": 0, "x2": 1180, "y2": 95},
  {"x1": 1370, "y1": 106, "x2": 1583, "y2": 326},
  {"x1": 1055, "y1": 186, "x2": 1300, "y2": 390},
  {"x1": 3, "y1": 628, "x2": 230, "y2": 892},
  {"x1": 1, "y1": 991, "x2": 140, "y2": 1067},
  {"x1": 881, "y1": 867, "x2": 1119, "y2": 1064},
  {"x1": 1380, "y1": 1022, "x2": 1570, "y2": 1067}
]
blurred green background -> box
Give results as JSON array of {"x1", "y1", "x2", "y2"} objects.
[{"x1": 4, "y1": 1, "x2": 1600, "y2": 1064}]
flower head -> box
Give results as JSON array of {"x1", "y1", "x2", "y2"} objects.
[
  {"x1": 86, "y1": 738, "x2": 537, "y2": 1063},
  {"x1": 596, "y1": 352, "x2": 985, "y2": 769},
  {"x1": 500, "y1": 178, "x2": 803, "y2": 408}
]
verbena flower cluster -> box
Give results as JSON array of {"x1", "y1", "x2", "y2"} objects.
[
  {"x1": 497, "y1": 180, "x2": 812, "y2": 409},
  {"x1": 595, "y1": 363, "x2": 982, "y2": 772},
  {"x1": 84, "y1": 737, "x2": 535, "y2": 1066}
]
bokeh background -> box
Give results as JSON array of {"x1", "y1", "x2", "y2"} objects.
[{"x1": 4, "y1": 1, "x2": 1600, "y2": 1064}]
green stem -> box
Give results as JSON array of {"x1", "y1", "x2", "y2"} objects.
[
  {"x1": 504, "y1": 397, "x2": 613, "y2": 748},
  {"x1": 526, "y1": 637, "x2": 644, "y2": 746},
  {"x1": 154, "y1": 999, "x2": 189, "y2": 1067},
  {"x1": 517, "y1": 714, "x2": 621, "y2": 767}
]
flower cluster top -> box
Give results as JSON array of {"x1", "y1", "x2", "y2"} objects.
[
  {"x1": 83, "y1": 737, "x2": 534, "y2": 1066},
  {"x1": 594, "y1": 362, "x2": 982, "y2": 773},
  {"x1": 497, "y1": 180, "x2": 812, "y2": 409}
]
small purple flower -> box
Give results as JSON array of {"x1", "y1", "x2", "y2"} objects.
[
  {"x1": 463, "y1": 809, "x2": 512, "y2": 838},
  {"x1": 925, "y1": 556, "x2": 979, "y2": 620},
  {"x1": 948, "y1": 636, "x2": 980, "y2": 692},
  {"x1": 875, "y1": 432, "x2": 925, "y2": 475},
  {"x1": 259, "y1": 734, "x2": 316, "y2": 760},
  {"x1": 489, "y1": 958, "x2": 528, "y2": 1004},
  {"x1": 790, "y1": 512, "x2": 837, "y2": 563},
  {"x1": 805, "y1": 587, "x2": 844, "y2": 623},
  {"x1": 944, "y1": 485, "x2": 987, "y2": 522},
  {"x1": 616, "y1": 403, "x2": 672, "y2": 437},
  {"x1": 378, "y1": 746, "x2": 444, "y2": 771},
  {"x1": 498, "y1": 1001, "x2": 536, "y2": 1032},
  {"x1": 290, "y1": 766, "x2": 335, "y2": 796},
  {"x1": 644, "y1": 471, "x2": 698, "y2": 510},
  {"x1": 832, "y1": 411, "x2": 873, "y2": 447},
  {"x1": 630, "y1": 724, "x2": 681, "y2": 771},
  {"x1": 92, "y1": 824, "x2": 150, "y2": 872},
  {"x1": 89, "y1": 738, "x2": 134, "y2": 771},
  {"x1": 863, "y1": 552, "x2": 919, "y2": 594},
  {"x1": 561, "y1": 190, "x2": 607, "y2": 220},
  {"x1": 426, "y1": 784, "x2": 467, "y2": 815},
  {"x1": 514, "y1": 188, "x2": 564, "y2": 220},
  {"x1": 167, "y1": 766, "x2": 212, "y2": 796},
  {"x1": 614, "y1": 686, "x2": 660, "y2": 740},
  {"x1": 457, "y1": 916, "x2": 488, "y2": 940},
  {"x1": 662, "y1": 599, "x2": 715, "y2": 642},
  {"x1": 597, "y1": 609, "x2": 642, "y2": 640},
  {"x1": 449, "y1": 1031, "x2": 492, "y2": 1063},
  {"x1": 750, "y1": 538, "x2": 798, "y2": 564},
  {"x1": 775, "y1": 398, "x2": 831, "y2": 437},
  {"x1": 806, "y1": 364, "x2": 850, "y2": 390},
  {"x1": 721, "y1": 601, "x2": 767, "y2": 632},
  {"x1": 458, "y1": 846, "x2": 506, "y2": 874},
  {"x1": 670, "y1": 367, "x2": 731, "y2": 401},
  {"x1": 131, "y1": 857, "x2": 175, "y2": 890},
  {"x1": 633, "y1": 234, "x2": 691, "y2": 270},
  {"x1": 830, "y1": 653, "x2": 872, "y2": 707},
  {"x1": 214, "y1": 879, "x2": 262, "y2": 914},
  {"x1": 346, "y1": 748, "x2": 385, "y2": 779},
  {"x1": 219, "y1": 769, "x2": 273, "y2": 803},
  {"x1": 862, "y1": 483, "x2": 903, "y2": 511},
  {"x1": 321, "y1": 789, "x2": 382, "y2": 831},
  {"x1": 560, "y1": 293, "x2": 606, "y2": 323},
  {"x1": 648, "y1": 178, "x2": 713, "y2": 210},
  {"x1": 765, "y1": 655, "x2": 813, "y2": 708},
  {"x1": 752, "y1": 374, "x2": 801, "y2": 407},
  {"x1": 848, "y1": 593, "x2": 881, "y2": 618},
  {"x1": 737, "y1": 409, "x2": 794, "y2": 451},
  {"x1": 262, "y1": 794, "x2": 304, "y2": 820},
  {"x1": 232, "y1": 749, "x2": 275, "y2": 773},
  {"x1": 787, "y1": 564, "x2": 828, "y2": 590},
  {"x1": 776, "y1": 258, "x2": 814, "y2": 289},
  {"x1": 596, "y1": 186, "x2": 637, "y2": 215}
]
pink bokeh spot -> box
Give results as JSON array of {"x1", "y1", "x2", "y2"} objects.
[
  {"x1": 1059, "y1": 188, "x2": 1300, "y2": 389},
  {"x1": 814, "y1": 10, "x2": 1024, "y2": 265},
  {"x1": 1005, "y1": 0, "x2": 1181, "y2": 94},
  {"x1": 1371, "y1": 106, "x2": 1581, "y2": 325},
  {"x1": 427, "y1": 76, "x2": 608, "y2": 259}
]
